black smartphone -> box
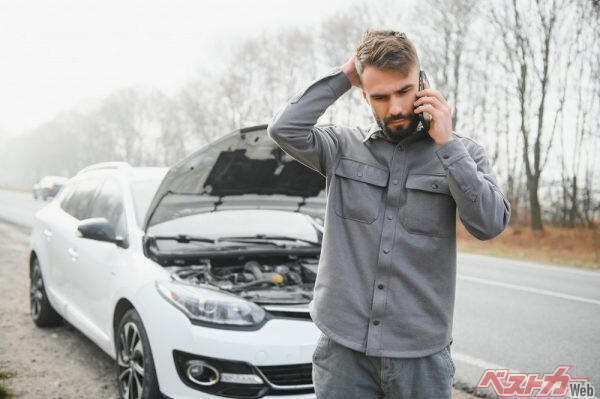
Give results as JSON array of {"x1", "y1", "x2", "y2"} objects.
[{"x1": 418, "y1": 70, "x2": 431, "y2": 132}]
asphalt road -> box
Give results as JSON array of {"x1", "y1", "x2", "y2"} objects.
[
  {"x1": 0, "y1": 189, "x2": 43, "y2": 228},
  {"x1": 1, "y1": 188, "x2": 598, "y2": 398}
]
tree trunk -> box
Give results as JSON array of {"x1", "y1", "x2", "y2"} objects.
[{"x1": 529, "y1": 176, "x2": 543, "y2": 231}]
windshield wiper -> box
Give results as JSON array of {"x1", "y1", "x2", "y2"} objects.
[
  {"x1": 151, "y1": 234, "x2": 216, "y2": 244},
  {"x1": 225, "y1": 234, "x2": 320, "y2": 246},
  {"x1": 149, "y1": 234, "x2": 287, "y2": 248}
]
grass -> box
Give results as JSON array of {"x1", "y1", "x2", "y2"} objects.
[
  {"x1": 457, "y1": 223, "x2": 600, "y2": 270},
  {"x1": 0, "y1": 370, "x2": 15, "y2": 399}
]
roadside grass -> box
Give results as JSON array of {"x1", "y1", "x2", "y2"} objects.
[
  {"x1": 457, "y1": 224, "x2": 600, "y2": 270},
  {"x1": 0, "y1": 370, "x2": 15, "y2": 399}
]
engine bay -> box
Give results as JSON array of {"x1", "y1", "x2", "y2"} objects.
[{"x1": 167, "y1": 256, "x2": 319, "y2": 305}]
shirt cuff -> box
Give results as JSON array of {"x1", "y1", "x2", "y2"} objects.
[
  {"x1": 325, "y1": 66, "x2": 352, "y2": 98},
  {"x1": 289, "y1": 66, "x2": 351, "y2": 104},
  {"x1": 435, "y1": 138, "x2": 470, "y2": 170}
]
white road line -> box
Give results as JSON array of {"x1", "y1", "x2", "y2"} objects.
[
  {"x1": 453, "y1": 350, "x2": 520, "y2": 372},
  {"x1": 457, "y1": 275, "x2": 600, "y2": 306},
  {"x1": 458, "y1": 253, "x2": 600, "y2": 278}
]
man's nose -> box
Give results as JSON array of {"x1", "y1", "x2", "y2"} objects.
[{"x1": 389, "y1": 96, "x2": 404, "y2": 116}]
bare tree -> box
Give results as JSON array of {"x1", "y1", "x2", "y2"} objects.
[
  {"x1": 409, "y1": 0, "x2": 479, "y2": 132},
  {"x1": 97, "y1": 87, "x2": 170, "y2": 166},
  {"x1": 487, "y1": 0, "x2": 578, "y2": 231}
]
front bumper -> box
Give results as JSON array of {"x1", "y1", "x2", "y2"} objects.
[{"x1": 135, "y1": 283, "x2": 319, "y2": 399}]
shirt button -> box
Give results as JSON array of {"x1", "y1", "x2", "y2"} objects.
[
  {"x1": 442, "y1": 153, "x2": 450, "y2": 159},
  {"x1": 378, "y1": 284, "x2": 385, "y2": 290},
  {"x1": 431, "y1": 183, "x2": 439, "y2": 189},
  {"x1": 393, "y1": 179, "x2": 399, "y2": 185},
  {"x1": 373, "y1": 320, "x2": 380, "y2": 326},
  {"x1": 386, "y1": 214, "x2": 393, "y2": 220},
  {"x1": 357, "y1": 172, "x2": 363, "y2": 177},
  {"x1": 383, "y1": 248, "x2": 390, "y2": 254}
]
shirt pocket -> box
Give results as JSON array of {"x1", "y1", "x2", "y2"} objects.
[
  {"x1": 403, "y1": 173, "x2": 456, "y2": 237},
  {"x1": 333, "y1": 158, "x2": 389, "y2": 224}
]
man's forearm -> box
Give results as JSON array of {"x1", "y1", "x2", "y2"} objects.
[{"x1": 267, "y1": 67, "x2": 352, "y2": 175}]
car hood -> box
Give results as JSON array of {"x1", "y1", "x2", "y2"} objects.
[{"x1": 143, "y1": 125, "x2": 326, "y2": 230}]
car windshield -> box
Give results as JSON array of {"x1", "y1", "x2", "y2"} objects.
[
  {"x1": 147, "y1": 209, "x2": 321, "y2": 246},
  {"x1": 131, "y1": 179, "x2": 164, "y2": 226}
]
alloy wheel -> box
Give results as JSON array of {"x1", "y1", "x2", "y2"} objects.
[
  {"x1": 30, "y1": 263, "x2": 44, "y2": 320},
  {"x1": 117, "y1": 321, "x2": 145, "y2": 399}
]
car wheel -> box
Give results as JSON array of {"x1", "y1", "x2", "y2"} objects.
[
  {"x1": 30, "y1": 258, "x2": 62, "y2": 327},
  {"x1": 116, "y1": 309, "x2": 161, "y2": 399}
]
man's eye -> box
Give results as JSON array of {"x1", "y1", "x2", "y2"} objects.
[{"x1": 373, "y1": 96, "x2": 386, "y2": 101}]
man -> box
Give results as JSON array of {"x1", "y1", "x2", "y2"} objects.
[{"x1": 268, "y1": 30, "x2": 511, "y2": 398}]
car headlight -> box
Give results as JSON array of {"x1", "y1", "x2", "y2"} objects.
[{"x1": 156, "y1": 281, "x2": 266, "y2": 327}]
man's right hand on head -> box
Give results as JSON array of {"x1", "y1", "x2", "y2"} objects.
[{"x1": 342, "y1": 55, "x2": 362, "y2": 88}]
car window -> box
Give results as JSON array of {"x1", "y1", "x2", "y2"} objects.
[
  {"x1": 63, "y1": 178, "x2": 103, "y2": 220},
  {"x1": 89, "y1": 178, "x2": 127, "y2": 237},
  {"x1": 60, "y1": 182, "x2": 79, "y2": 216},
  {"x1": 58, "y1": 183, "x2": 75, "y2": 209}
]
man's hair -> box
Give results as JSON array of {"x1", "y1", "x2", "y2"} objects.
[{"x1": 354, "y1": 29, "x2": 419, "y2": 76}]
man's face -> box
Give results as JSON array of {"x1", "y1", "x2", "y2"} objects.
[{"x1": 360, "y1": 64, "x2": 420, "y2": 141}]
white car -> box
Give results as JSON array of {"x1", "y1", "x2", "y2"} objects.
[
  {"x1": 29, "y1": 125, "x2": 326, "y2": 399},
  {"x1": 32, "y1": 175, "x2": 69, "y2": 200}
]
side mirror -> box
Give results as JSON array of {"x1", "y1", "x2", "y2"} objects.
[{"x1": 78, "y1": 218, "x2": 125, "y2": 247}]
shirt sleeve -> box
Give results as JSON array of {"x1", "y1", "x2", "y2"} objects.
[
  {"x1": 435, "y1": 138, "x2": 511, "y2": 240},
  {"x1": 267, "y1": 67, "x2": 352, "y2": 176}
]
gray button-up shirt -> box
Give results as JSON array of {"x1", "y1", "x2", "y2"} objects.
[{"x1": 267, "y1": 67, "x2": 511, "y2": 358}]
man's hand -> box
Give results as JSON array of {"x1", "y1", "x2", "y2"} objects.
[
  {"x1": 342, "y1": 55, "x2": 362, "y2": 88},
  {"x1": 414, "y1": 82, "x2": 454, "y2": 146}
]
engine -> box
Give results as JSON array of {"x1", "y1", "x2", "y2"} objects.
[{"x1": 169, "y1": 258, "x2": 319, "y2": 305}]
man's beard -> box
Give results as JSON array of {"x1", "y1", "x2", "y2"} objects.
[{"x1": 373, "y1": 111, "x2": 420, "y2": 142}]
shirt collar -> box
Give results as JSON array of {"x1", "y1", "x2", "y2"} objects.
[
  {"x1": 362, "y1": 123, "x2": 384, "y2": 143},
  {"x1": 362, "y1": 122, "x2": 427, "y2": 145}
]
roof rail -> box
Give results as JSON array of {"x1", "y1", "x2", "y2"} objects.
[{"x1": 77, "y1": 162, "x2": 132, "y2": 175}]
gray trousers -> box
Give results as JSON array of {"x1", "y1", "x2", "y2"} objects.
[{"x1": 312, "y1": 333, "x2": 455, "y2": 399}]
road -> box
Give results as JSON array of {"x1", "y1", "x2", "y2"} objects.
[
  {"x1": 0, "y1": 189, "x2": 43, "y2": 228},
  {"x1": 1, "y1": 188, "x2": 598, "y2": 398}
]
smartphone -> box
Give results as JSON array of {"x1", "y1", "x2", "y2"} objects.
[{"x1": 418, "y1": 70, "x2": 431, "y2": 132}]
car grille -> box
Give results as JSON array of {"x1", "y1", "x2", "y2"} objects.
[
  {"x1": 257, "y1": 363, "x2": 313, "y2": 387},
  {"x1": 267, "y1": 309, "x2": 312, "y2": 320},
  {"x1": 263, "y1": 306, "x2": 312, "y2": 321}
]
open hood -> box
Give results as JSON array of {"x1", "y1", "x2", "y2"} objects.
[{"x1": 143, "y1": 125, "x2": 326, "y2": 231}]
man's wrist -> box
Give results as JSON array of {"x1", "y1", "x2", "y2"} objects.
[
  {"x1": 435, "y1": 136, "x2": 455, "y2": 147},
  {"x1": 341, "y1": 59, "x2": 361, "y2": 88}
]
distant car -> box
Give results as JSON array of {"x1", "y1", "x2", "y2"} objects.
[
  {"x1": 32, "y1": 176, "x2": 68, "y2": 200},
  {"x1": 29, "y1": 125, "x2": 325, "y2": 399}
]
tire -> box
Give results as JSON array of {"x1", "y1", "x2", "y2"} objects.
[
  {"x1": 116, "y1": 309, "x2": 161, "y2": 399},
  {"x1": 30, "y1": 257, "x2": 62, "y2": 327}
]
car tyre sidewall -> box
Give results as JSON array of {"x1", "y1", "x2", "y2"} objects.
[
  {"x1": 116, "y1": 309, "x2": 161, "y2": 399},
  {"x1": 30, "y1": 257, "x2": 62, "y2": 327}
]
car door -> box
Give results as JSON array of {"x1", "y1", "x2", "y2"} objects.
[
  {"x1": 52, "y1": 177, "x2": 102, "y2": 320},
  {"x1": 35, "y1": 182, "x2": 76, "y2": 308},
  {"x1": 73, "y1": 177, "x2": 128, "y2": 337}
]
